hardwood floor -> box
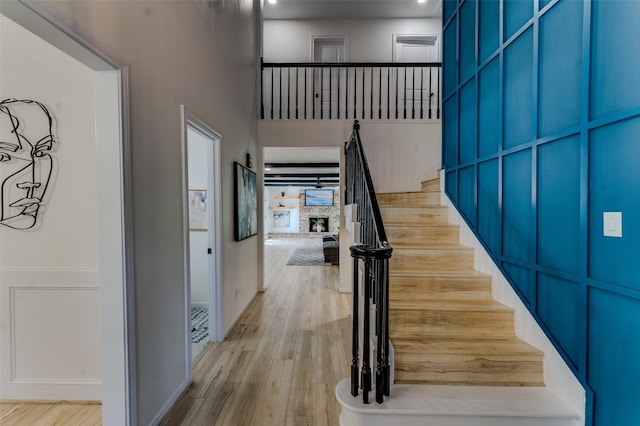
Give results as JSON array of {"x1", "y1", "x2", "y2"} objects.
[
  {"x1": 0, "y1": 401, "x2": 101, "y2": 426},
  {"x1": 1, "y1": 238, "x2": 349, "y2": 426},
  {"x1": 161, "y1": 237, "x2": 351, "y2": 426}
]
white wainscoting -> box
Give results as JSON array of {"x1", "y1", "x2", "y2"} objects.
[{"x1": 0, "y1": 268, "x2": 102, "y2": 400}]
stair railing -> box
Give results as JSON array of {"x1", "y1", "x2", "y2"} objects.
[
  {"x1": 261, "y1": 59, "x2": 442, "y2": 121},
  {"x1": 345, "y1": 120, "x2": 393, "y2": 404}
]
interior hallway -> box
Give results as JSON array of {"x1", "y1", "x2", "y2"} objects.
[{"x1": 161, "y1": 237, "x2": 351, "y2": 425}]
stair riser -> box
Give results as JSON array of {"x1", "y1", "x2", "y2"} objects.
[
  {"x1": 381, "y1": 207, "x2": 449, "y2": 224},
  {"x1": 390, "y1": 278, "x2": 492, "y2": 302},
  {"x1": 387, "y1": 226, "x2": 459, "y2": 244},
  {"x1": 394, "y1": 360, "x2": 544, "y2": 386},
  {"x1": 390, "y1": 311, "x2": 515, "y2": 338},
  {"x1": 390, "y1": 249, "x2": 475, "y2": 272},
  {"x1": 421, "y1": 179, "x2": 440, "y2": 192},
  {"x1": 390, "y1": 291, "x2": 491, "y2": 302},
  {"x1": 378, "y1": 191, "x2": 441, "y2": 206}
]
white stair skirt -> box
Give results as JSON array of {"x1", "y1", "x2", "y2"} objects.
[{"x1": 336, "y1": 378, "x2": 580, "y2": 426}]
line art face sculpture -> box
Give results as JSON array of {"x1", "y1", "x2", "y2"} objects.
[{"x1": 0, "y1": 99, "x2": 55, "y2": 230}]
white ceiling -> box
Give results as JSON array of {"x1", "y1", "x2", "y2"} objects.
[{"x1": 263, "y1": 0, "x2": 442, "y2": 20}]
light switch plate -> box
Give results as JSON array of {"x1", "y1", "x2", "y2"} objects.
[{"x1": 603, "y1": 212, "x2": 622, "y2": 238}]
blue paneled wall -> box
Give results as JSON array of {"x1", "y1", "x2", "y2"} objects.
[{"x1": 442, "y1": 1, "x2": 640, "y2": 424}]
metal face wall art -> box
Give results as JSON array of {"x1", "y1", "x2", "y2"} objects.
[{"x1": 0, "y1": 99, "x2": 55, "y2": 230}]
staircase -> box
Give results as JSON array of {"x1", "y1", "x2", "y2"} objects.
[
  {"x1": 379, "y1": 178, "x2": 544, "y2": 387},
  {"x1": 336, "y1": 177, "x2": 581, "y2": 425}
]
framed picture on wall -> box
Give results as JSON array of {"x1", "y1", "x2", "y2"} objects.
[
  {"x1": 188, "y1": 189, "x2": 208, "y2": 231},
  {"x1": 273, "y1": 210, "x2": 290, "y2": 228},
  {"x1": 234, "y1": 162, "x2": 258, "y2": 241}
]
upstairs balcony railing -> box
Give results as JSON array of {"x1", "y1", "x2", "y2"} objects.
[
  {"x1": 261, "y1": 60, "x2": 441, "y2": 121},
  {"x1": 345, "y1": 120, "x2": 393, "y2": 404}
]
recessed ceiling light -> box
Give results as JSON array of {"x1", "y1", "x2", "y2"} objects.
[
  {"x1": 268, "y1": 0, "x2": 277, "y2": 4},
  {"x1": 418, "y1": 0, "x2": 427, "y2": 4}
]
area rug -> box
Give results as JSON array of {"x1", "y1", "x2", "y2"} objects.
[
  {"x1": 191, "y1": 307, "x2": 209, "y2": 343},
  {"x1": 286, "y1": 245, "x2": 328, "y2": 266}
]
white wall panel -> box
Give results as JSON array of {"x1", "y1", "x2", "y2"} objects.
[{"x1": 1, "y1": 269, "x2": 101, "y2": 400}]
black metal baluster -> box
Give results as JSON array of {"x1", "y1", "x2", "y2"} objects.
[
  {"x1": 437, "y1": 67, "x2": 441, "y2": 119},
  {"x1": 375, "y1": 257, "x2": 384, "y2": 403},
  {"x1": 295, "y1": 67, "x2": 299, "y2": 119},
  {"x1": 361, "y1": 67, "x2": 365, "y2": 119},
  {"x1": 321, "y1": 67, "x2": 324, "y2": 119},
  {"x1": 362, "y1": 258, "x2": 371, "y2": 404},
  {"x1": 329, "y1": 67, "x2": 333, "y2": 119},
  {"x1": 420, "y1": 66, "x2": 424, "y2": 119},
  {"x1": 383, "y1": 256, "x2": 390, "y2": 396},
  {"x1": 403, "y1": 67, "x2": 407, "y2": 119},
  {"x1": 395, "y1": 67, "x2": 399, "y2": 119},
  {"x1": 279, "y1": 67, "x2": 283, "y2": 119},
  {"x1": 370, "y1": 67, "x2": 374, "y2": 119},
  {"x1": 270, "y1": 67, "x2": 274, "y2": 119},
  {"x1": 304, "y1": 67, "x2": 308, "y2": 119},
  {"x1": 351, "y1": 252, "x2": 360, "y2": 397},
  {"x1": 345, "y1": 67, "x2": 349, "y2": 119},
  {"x1": 353, "y1": 68, "x2": 357, "y2": 119},
  {"x1": 387, "y1": 67, "x2": 390, "y2": 119},
  {"x1": 412, "y1": 66, "x2": 416, "y2": 119},
  {"x1": 337, "y1": 67, "x2": 341, "y2": 119},
  {"x1": 378, "y1": 67, "x2": 382, "y2": 119},
  {"x1": 429, "y1": 66, "x2": 432, "y2": 119},
  {"x1": 287, "y1": 67, "x2": 291, "y2": 119},
  {"x1": 260, "y1": 59, "x2": 264, "y2": 119}
]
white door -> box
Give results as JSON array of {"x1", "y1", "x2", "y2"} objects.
[
  {"x1": 184, "y1": 117, "x2": 223, "y2": 365},
  {"x1": 393, "y1": 35, "x2": 440, "y2": 118},
  {"x1": 313, "y1": 36, "x2": 346, "y2": 118}
]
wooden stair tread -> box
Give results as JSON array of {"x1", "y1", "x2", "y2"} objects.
[
  {"x1": 390, "y1": 241, "x2": 469, "y2": 249},
  {"x1": 390, "y1": 270, "x2": 491, "y2": 279},
  {"x1": 386, "y1": 223, "x2": 459, "y2": 229},
  {"x1": 393, "y1": 244, "x2": 474, "y2": 251},
  {"x1": 391, "y1": 337, "x2": 543, "y2": 355},
  {"x1": 378, "y1": 190, "x2": 440, "y2": 195},
  {"x1": 381, "y1": 205, "x2": 447, "y2": 210},
  {"x1": 390, "y1": 300, "x2": 513, "y2": 312}
]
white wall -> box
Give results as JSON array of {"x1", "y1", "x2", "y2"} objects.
[
  {"x1": 187, "y1": 128, "x2": 210, "y2": 307},
  {"x1": 0, "y1": 15, "x2": 101, "y2": 400},
  {"x1": 31, "y1": 0, "x2": 262, "y2": 423},
  {"x1": 264, "y1": 18, "x2": 441, "y2": 62},
  {"x1": 265, "y1": 186, "x2": 301, "y2": 234},
  {"x1": 258, "y1": 120, "x2": 442, "y2": 193}
]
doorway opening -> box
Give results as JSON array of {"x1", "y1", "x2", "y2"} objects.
[
  {"x1": 0, "y1": 4, "x2": 131, "y2": 424},
  {"x1": 182, "y1": 110, "x2": 223, "y2": 366}
]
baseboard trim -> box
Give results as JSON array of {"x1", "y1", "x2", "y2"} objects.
[
  {"x1": 148, "y1": 379, "x2": 190, "y2": 426},
  {"x1": 224, "y1": 292, "x2": 259, "y2": 339}
]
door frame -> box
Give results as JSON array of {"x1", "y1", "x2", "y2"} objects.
[
  {"x1": 311, "y1": 35, "x2": 348, "y2": 62},
  {"x1": 0, "y1": 1, "x2": 134, "y2": 424},
  {"x1": 392, "y1": 34, "x2": 440, "y2": 62},
  {"x1": 180, "y1": 106, "x2": 224, "y2": 378}
]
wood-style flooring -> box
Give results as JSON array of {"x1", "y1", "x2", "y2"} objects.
[
  {"x1": 161, "y1": 237, "x2": 350, "y2": 425},
  {"x1": 0, "y1": 401, "x2": 101, "y2": 426},
  {"x1": 1, "y1": 237, "x2": 349, "y2": 426}
]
